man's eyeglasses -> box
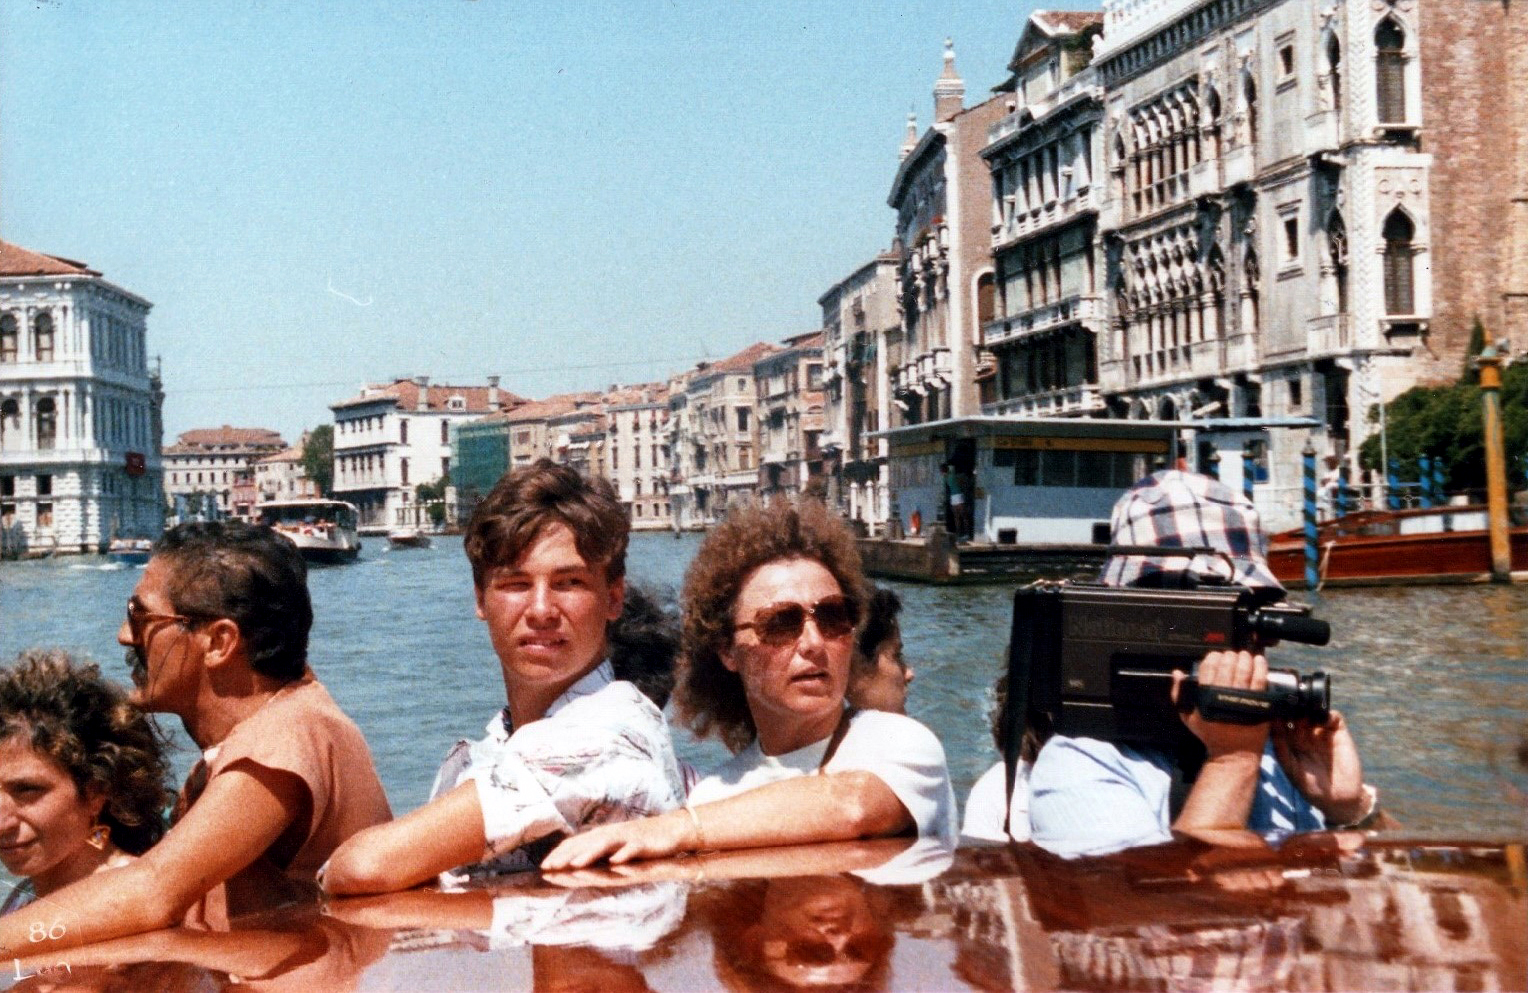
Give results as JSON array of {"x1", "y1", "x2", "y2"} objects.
[
  {"x1": 734, "y1": 595, "x2": 859, "y2": 646},
  {"x1": 125, "y1": 597, "x2": 203, "y2": 644}
]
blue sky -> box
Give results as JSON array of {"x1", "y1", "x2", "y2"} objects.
[{"x1": 1, "y1": 1, "x2": 1052, "y2": 444}]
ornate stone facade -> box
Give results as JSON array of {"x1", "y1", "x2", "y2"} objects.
[{"x1": 0, "y1": 240, "x2": 163, "y2": 555}]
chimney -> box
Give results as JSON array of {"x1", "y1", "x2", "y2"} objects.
[
  {"x1": 487, "y1": 374, "x2": 500, "y2": 410},
  {"x1": 933, "y1": 38, "x2": 965, "y2": 123},
  {"x1": 415, "y1": 376, "x2": 429, "y2": 411}
]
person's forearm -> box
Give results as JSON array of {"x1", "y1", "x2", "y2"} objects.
[
  {"x1": 0, "y1": 862, "x2": 187, "y2": 957},
  {"x1": 1173, "y1": 752, "x2": 1262, "y2": 833},
  {"x1": 688, "y1": 771, "x2": 912, "y2": 850},
  {"x1": 323, "y1": 783, "x2": 487, "y2": 896}
]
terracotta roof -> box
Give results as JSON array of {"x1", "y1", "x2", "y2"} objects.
[
  {"x1": 695, "y1": 341, "x2": 781, "y2": 380},
  {"x1": 331, "y1": 378, "x2": 527, "y2": 413},
  {"x1": 1036, "y1": 9, "x2": 1103, "y2": 32},
  {"x1": 256, "y1": 446, "x2": 305, "y2": 465},
  {"x1": 498, "y1": 392, "x2": 602, "y2": 424},
  {"x1": 602, "y1": 383, "x2": 670, "y2": 408},
  {"x1": 0, "y1": 239, "x2": 99, "y2": 278},
  {"x1": 168, "y1": 426, "x2": 286, "y2": 451}
]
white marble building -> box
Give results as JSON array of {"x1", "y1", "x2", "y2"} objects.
[{"x1": 0, "y1": 240, "x2": 163, "y2": 555}]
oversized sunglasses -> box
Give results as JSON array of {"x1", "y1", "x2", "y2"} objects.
[
  {"x1": 125, "y1": 596, "x2": 206, "y2": 644},
  {"x1": 735, "y1": 595, "x2": 859, "y2": 645}
]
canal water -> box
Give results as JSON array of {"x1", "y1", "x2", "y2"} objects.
[{"x1": 2, "y1": 532, "x2": 1525, "y2": 838}]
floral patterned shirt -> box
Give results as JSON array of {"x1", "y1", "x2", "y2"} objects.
[{"x1": 430, "y1": 661, "x2": 684, "y2": 881}]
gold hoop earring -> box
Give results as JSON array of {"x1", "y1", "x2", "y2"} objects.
[{"x1": 86, "y1": 824, "x2": 110, "y2": 851}]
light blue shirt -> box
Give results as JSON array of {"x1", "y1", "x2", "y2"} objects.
[{"x1": 1029, "y1": 735, "x2": 1325, "y2": 859}]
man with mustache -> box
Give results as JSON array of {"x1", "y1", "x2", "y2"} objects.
[{"x1": 0, "y1": 521, "x2": 390, "y2": 957}]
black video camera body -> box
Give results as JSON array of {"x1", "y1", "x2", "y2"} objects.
[{"x1": 1002, "y1": 582, "x2": 1332, "y2": 761}]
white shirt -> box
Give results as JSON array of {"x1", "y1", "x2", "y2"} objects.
[
  {"x1": 687, "y1": 708, "x2": 958, "y2": 849},
  {"x1": 960, "y1": 759, "x2": 1032, "y2": 843},
  {"x1": 431, "y1": 661, "x2": 685, "y2": 880}
]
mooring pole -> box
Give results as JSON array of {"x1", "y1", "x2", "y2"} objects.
[
  {"x1": 1303, "y1": 441, "x2": 1319, "y2": 589},
  {"x1": 1242, "y1": 444, "x2": 1256, "y2": 503},
  {"x1": 1477, "y1": 345, "x2": 1512, "y2": 581}
]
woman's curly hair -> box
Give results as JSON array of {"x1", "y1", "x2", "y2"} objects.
[
  {"x1": 675, "y1": 499, "x2": 868, "y2": 753},
  {"x1": 0, "y1": 649, "x2": 172, "y2": 856}
]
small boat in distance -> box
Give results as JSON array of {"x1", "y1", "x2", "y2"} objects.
[
  {"x1": 1267, "y1": 502, "x2": 1528, "y2": 588},
  {"x1": 257, "y1": 499, "x2": 362, "y2": 565},
  {"x1": 387, "y1": 527, "x2": 432, "y2": 550},
  {"x1": 106, "y1": 535, "x2": 154, "y2": 566}
]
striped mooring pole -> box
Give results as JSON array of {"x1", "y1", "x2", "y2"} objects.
[
  {"x1": 1303, "y1": 441, "x2": 1319, "y2": 588},
  {"x1": 1242, "y1": 444, "x2": 1256, "y2": 503}
]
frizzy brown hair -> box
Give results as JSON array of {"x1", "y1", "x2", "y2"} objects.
[
  {"x1": 675, "y1": 499, "x2": 868, "y2": 753},
  {"x1": 463, "y1": 459, "x2": 629, "y2": 588},
  {"x1": 0, "y1": 649, "x2": 172, "y2": 856}
]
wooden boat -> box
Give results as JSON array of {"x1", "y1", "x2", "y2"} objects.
[
  {"x1": 24, "y1": 838, "x2": 1523, "y2": 990},
  {"x1": 257, "y1": 498, "x2": 362, "y2": 564},
  {"x1": 1267, "y1": 503, "x2": 1528, "y2": 587},
  {"x1": 387, "y1": 527, "x2": 432, "y2": 549}
]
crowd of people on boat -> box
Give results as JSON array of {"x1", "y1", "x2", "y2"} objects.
[{"x1": 1, "y1": 459, "x2": 1392, "y2": 964}]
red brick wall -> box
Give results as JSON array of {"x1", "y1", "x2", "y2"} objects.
[{"x1": 1419, "y1": 0, "x2": 1528, "y2": 378}]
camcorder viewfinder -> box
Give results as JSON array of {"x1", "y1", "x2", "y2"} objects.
[{"x1": 999, "y1": 578, "x2": 1333, "y2": 798}]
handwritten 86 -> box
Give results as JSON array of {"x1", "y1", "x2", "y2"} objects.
[{"x1": 27, "y1": 919, "x2": 65, "y2": 942}]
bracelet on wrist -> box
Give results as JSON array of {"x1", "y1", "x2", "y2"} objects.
[{"x1": 682, "y1": 804, "x2": 708, "y2": 851}]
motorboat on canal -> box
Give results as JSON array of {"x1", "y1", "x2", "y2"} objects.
[
  {"x1": 257, "y1": 498, "x2": 362, "y2": 564},
  {"x1": 1267, "y1": 503, "x2": 1528, "y2": 588},
  {"x1": 105, "y1": 535, "x2": 154, "y2": 566},
  {"x1": 387, "y1": 526, "x2": 432, "y2": 549},
  {"x1": 20, "y1": 836, "x2": 1523, "y2": 990}
]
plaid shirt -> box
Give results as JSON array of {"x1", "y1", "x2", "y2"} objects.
[{"x1": 1100, "y1": 470, "x2": 1283, "y2": 593}]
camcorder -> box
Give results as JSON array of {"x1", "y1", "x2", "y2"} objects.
[{"x1": 999, "y1": 579, "x2": 1333, "y2": 777}]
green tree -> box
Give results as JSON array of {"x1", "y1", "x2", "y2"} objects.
[
  {"x1": 1359, "y1": 352, "x2": 1528, "y2": 494},
  {"x1": 300, "y1": 425, "x2": 334, "y2": 498},
  {"x1": 416, "y1": 476, "x2": 449, "y2": 527}
]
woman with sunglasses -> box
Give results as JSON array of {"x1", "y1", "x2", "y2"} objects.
[
  {"x1": 1, "y1": 649, "x2": 171, "y2": 915},
  {"x1": 543, "y1": 500, "x2": 956, "y2": 870}
]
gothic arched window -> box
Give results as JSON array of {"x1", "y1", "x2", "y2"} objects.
[
  {"x1": 32, "y1": 313, "x2": 55, "y2": 363},
  {"x1": 0, "y1": 316, "x2": 16, "y2": 363},
  {"x1": 36, "y1": 397, "x2": 57, "y2": 450},
  {"x1": 1328, "y1": 211, "x2": 1349, "y2": 314},
  {"x1": 1382, "y1": 209, "x2": 1415, "y2": 314},
  {"x1": 1326, "y1": 34, "x2": 1342, "y2": 110},
  {"x1": 1243, "y1": 74, "x2": 1259, "y2": 147},
  {"x1": 1375, "y1": 18, "x2": 1407, "y2": 123},
  {"x1": 0, "y1": 398, "x2": 17, "y2": 448}
]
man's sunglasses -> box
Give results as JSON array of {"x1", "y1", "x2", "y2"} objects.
[
  {"x1": 734, "y1": 594, "x2": 859, "y2": 646},
  {"x1": 125, "y1": 597, "x2": 207, "y2": 644}
]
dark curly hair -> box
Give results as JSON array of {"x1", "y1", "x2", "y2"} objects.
[
  {"x1": 853, "y1": 585, "x2": 903, "y2": 677},
  {"x1": 464, "y1": 459, "x2": 629, "y2": 589},
  {"x1": 608, "y1": 582, "x2": 680, "y2": 709},
  {"x1": 0, "y1": 649, "x2": 172, "y2": 856},
  {"x1": 675, "y1": 499, "x2": 868, "y2": 753},
  {"x1": 155, "y1": 520, "x2": 313, "y2": 682}
]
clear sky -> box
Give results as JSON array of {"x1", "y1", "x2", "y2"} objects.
[{"x1": 1, "y1": 1, "x2": 1054, "y2": 444}]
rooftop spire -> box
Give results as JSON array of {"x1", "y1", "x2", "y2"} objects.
[
  {"x1": 900, "y1": 108, "x2": 919, "y2": 160},
  {"x1": 934, "y1": 37, "x2": 966, "y2": 122}
]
